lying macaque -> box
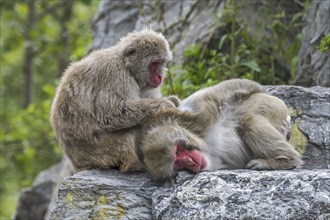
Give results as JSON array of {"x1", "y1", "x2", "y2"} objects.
[{"x1": 141, "y1": 79, "x2": 303, "y2": 181}]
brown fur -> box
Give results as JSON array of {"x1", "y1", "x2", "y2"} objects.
[
  {"x1": 142, "y1": 79, "x2": 303, "y2": 181},
  {"x1": 50, "y1": 29, "x2": 179, "y2": 172}
]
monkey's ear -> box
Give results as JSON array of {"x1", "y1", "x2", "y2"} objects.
[{"x1": 124, "y1": 45, "x2": 136, "y2": 56}]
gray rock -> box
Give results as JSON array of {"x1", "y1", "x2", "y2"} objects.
[
  {"x1": 13, "y1": 156, "x2": 73, "y2": 220},
  {"x1": 91, "y1": 0, "x2": 312, "y2": 84},
  {"x1": 45, "y1": 156, "x2": 74, "y2": 219},
  {"x1": 89, "y1": 0, "x2": 143, "y2": 51},
  {"x1": 13, "y1": 182, "x2": 52, "y2": 220},
  {"x1": 134, "y1": 0, "x2": 225, "y2": 64},
  {"x1": 266, "y1": 86, "x2": 330, "y2": 169},
  {"x1": 90, "y1": 0, "x2": 226, "y2": 65},
  {"x1": 49, "y1": 169, "x2": 155, "y2": 220},
  {"x1": 294, "y1": 0, "x2": 330, "y2": 87},
  {"x1": 49, "y1": 169, "x2": 330, "y2": 220}
]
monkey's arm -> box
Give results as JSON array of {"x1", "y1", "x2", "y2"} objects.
[
  {"x1": 144, "y1": 100, "x2": 220, "y2": 137},
  {"x1": 180, "y1": 100, "x2": 220, "y2": 136},
  {"x1": 97, "y1": 98, "x2": 177, "y2": 131}
]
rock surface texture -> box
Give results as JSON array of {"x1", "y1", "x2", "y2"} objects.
[
  {"x1": 266, "y1": 86, "x2": 330, "y2": 169},
  {"x1": 90, "y1": 0, "x2": 225, "y2": 64},
  {"x1": 49, "y1": 169, "x2": 329, "y2": 220},
  {"x1": 90, "y1": 0, "x2": 329, "y2": 86},
  {"x1": 294, "y1": 0, "x2": 330, "y2": 87},
  {"x1": 13, "y1": 156, "x2": 73, "y2": 220}
]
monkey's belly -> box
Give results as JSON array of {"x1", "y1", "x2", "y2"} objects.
[{"x1": 203, "y1": 117, "x2": 252, "y2": 170}]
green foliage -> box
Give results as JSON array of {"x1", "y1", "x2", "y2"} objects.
[
  {"x1": 162, "y1": 2, "x2": 262, "y2": 98},
  {"x1": 317, "y1": 33, "x2": 330, "y2": 52},
  {"x1": 0, "y1": 0, "x2": 313, "y2": 218},
  {"x1": 162, "y1": 40, "x2": 260, "y2": 98},
  {"x1": 265, "y1": 6, "x2": 305, "y2": 83},
  {"x1": 162, "y1": 0, "x2": 309, "y2": 97},
  {"x1": 0, "y1": 1, "x2": 99, "y2": 218},
  {"x1": 1, "y1": 84, "x2": 60, "y2": 182}
]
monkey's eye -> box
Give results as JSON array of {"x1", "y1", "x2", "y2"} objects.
[
  {"x1": 124, "y1": 46, "x2": 136, "y2": 56},
  {"x1": 186, "y1": 145, "x2": 193, "y2": 151},
  {"x1": 176, "y1": 149, "x2": 179, "y2": 155}
]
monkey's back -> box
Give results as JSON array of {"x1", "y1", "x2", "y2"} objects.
[
  {"x1": 50, "y1": 47, "x2": 143, "y2": 171},
  {"x1": 50, "y1": 29, "x2": 176, "y2": 172},
  {"x1": 180, "y1": 79, "x2": 266, "y2": 113},
  {"x1": 179, "y1": 79, "x2": 294, "y2": 170}
]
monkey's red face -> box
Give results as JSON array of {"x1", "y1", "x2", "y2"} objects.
[
  {"x1": 148, "y1": 61, "x2": 164, "y2": 87},
  {"x1": 173, "y1": 143, "x2": 207, "y2": 173}
]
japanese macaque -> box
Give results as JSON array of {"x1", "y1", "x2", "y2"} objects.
[
  {"x1": 50, "y1": 29, "x2": 179, "y2": 172},
  {"x1": 142, "y1": 79, "x2": 303, "y2": 181}
]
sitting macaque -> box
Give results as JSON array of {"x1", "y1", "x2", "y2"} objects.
[
  {"x1": 142, "y1": 79, "x2": 303, "y2": 181},
  {"x1": 50, "y1": 29, "x2": 179, "y2": 172}
]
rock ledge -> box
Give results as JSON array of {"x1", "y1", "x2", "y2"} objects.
[{"x1": 50, "y1": 169, "x2": 329, "y2": 220}]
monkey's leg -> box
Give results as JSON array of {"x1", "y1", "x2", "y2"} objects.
[
  {"x1": 242, "y1": 115, "x2": 303, "y2": 170},
  {"x1": 146, "y1": 103, "x2": 219, "y2": 138},
  {"x1": 64, "y1": 131, "x2": 145, "y2": 172},
  {"x1": 100, "y1": 98, "x2": 177, "y2": 132},
  {"x1": 119, "y1": 148, "x2": 145, "y2": 173},
  {"x1": 111, "y1": 131, "x2": 145, "y2": 173}
]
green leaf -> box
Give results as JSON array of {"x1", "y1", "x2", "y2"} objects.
[
  {"x1": 241, "y1": 60, "x2": 261, "y2": 72},
  {"x1": 218, "y1": 34, "x2": 228, "y2": 50},
  {"x1": 183, "y1": 44, "x2": 201, "y2": 58}
]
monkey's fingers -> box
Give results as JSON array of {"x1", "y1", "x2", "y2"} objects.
[{"x1": 165, "y1": 95, "x2": 180, "y2": 107}]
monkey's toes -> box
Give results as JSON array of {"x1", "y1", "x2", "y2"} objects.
[{"x1": 246, "y1": 159, "x2": 269, "y2": 170}]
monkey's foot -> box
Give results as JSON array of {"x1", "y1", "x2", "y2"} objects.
[
  {"x1": 119, "y1": 157, "x2": 145, "y2": 173},
  {"x1": 246, "y1": 159, "x2": 270, "y2": 170},
  {"x1": 246, "y1": 157, "x2": 300, "y2": 170}
]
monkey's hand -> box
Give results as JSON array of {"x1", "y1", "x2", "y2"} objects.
[
  {"x1": 145, "y1": 97, "x2": 180, "y2": 115},
  {"x1": 150, "y1": 98, "x2": 178, "y2": 112},
  {"x1": 164, "y1": 95, "x2": 180, "y2": 107}
]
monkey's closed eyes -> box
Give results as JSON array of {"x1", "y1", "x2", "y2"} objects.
[
  {"x1": 173, "y1": 143, "x2": 207, "y2": 173},
  {"x1": 124, "y1": 46, "x2": 136, "y2": 56}
]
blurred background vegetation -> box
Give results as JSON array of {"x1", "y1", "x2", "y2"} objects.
[
  {"x1": 0, "y1": 0, "x2": 318, "y2": 218},
  {"x1": 0, "y1": 0, "x2": 98, "y2": 218},
  {"x1": 161, "y1": 0, "x2": 312, "y2": 97}
]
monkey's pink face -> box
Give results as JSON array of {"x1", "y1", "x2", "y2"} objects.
[
  {"x1": 148, "y1": 61, "x2": 164, "y2": 87},
  {"x1": 173, "y1": 144, "x2": 207, "y2": 173}
]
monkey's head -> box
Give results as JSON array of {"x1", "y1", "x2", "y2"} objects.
[
  {"x1": 142, "y1": 123, "x2": 209, "y2": 182},
  {"x1": 118, "y1": 28, "x2": 173, "y2": 89}
]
